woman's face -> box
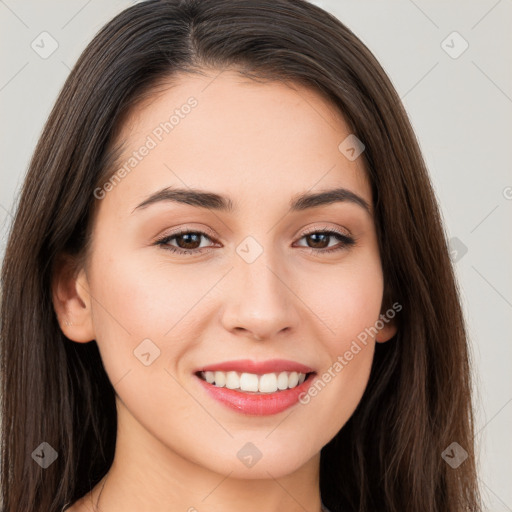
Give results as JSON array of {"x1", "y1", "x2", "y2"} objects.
[{"x1": 59, "y1": 69, "x2": 396, "y2": 479}]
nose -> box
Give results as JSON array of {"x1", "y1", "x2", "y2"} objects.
[{"x1": 220, "y1": 246, "x2": 300, "y2": 341}]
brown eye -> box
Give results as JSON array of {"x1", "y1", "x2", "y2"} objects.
[
  {"x1": 295, "y1": 229, "x2": 356, "y2": 254},
  {"x1": 172, "y1": 232, "x2": 204, "y2": 250},
  {"x1": 156, "y1": 230, "x2": 216, "y2": 255},
  {"x1": 304, "y1": 232, "x2": 331, "y2": 249}
]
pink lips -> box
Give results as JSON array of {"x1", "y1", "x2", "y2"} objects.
[
  {"x1": 195, "y1": 358, "x2": 315, "y2": 375},
  {"x1": 194, "y1": 358, "x2": 317, "y2": 416}
]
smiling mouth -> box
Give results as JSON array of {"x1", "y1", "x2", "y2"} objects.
[{"x1": 195, "y1": 370, "x2": 316, "y2": 394}]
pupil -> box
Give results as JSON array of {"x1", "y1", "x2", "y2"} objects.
[
  {"x1": 179, "y1": 233, "x2": 200, "y2": 249},
  {"x1": 308, "y1": 233, "x2": 328, "y2": 248}
]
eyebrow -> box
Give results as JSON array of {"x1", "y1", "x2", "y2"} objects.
[{"x1": 132, "y1": 186, "x2": 371, "y2": 215}]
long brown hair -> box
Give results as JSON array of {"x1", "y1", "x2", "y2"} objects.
[{"x1": 1, "y1": 1, "x2": 481, "y2": 510}]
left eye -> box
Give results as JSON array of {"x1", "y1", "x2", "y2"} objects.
[
  {"x1": 156, "y1": 229, "x2": 355, "y2": 255},
  {"x1": 158, "y1": 231, "x2": 213, "y2": 252}
]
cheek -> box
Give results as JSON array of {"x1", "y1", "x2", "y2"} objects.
[
  {"x1": 89, "y1": 246, "x2": 216, "y2": 337},
  {"x1": 292, "y1": 254, "x2": 383, "y2": 425},
  {"x1": 300, "y1": 253, "x2": 384, "y2": 346},
  {"x1": 86, "y1": 246, "x2": 203, "y2": 383}
]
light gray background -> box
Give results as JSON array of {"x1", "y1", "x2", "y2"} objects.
[{"x1": 1, "y1": 0, "x2": 511, "y2": 509}]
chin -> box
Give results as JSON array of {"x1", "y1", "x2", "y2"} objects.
[{"x1": 198, "y1": 440, "x2": 317, "y2": 480}]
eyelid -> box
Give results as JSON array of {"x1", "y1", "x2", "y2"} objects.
[
  {"x1": 299, "y1": 223, "x2": 352, "y2": 238},
  {"x1": 153, "y1": 224, "x2": 219, "y2": 244}
]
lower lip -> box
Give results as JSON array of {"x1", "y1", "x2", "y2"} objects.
[{"x1": 195, "y1": 373, "x2": 316, "y2": 416}]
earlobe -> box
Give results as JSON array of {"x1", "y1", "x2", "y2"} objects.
[
  {"x1": 375, "y1": 322, "x2": 397, "y2": 343},
  {"x1": 375, "y1": 312, "x2": 398, "y2": 343},
  {"x1": 375, "y1": 293, "x2": 400, "y2": 343},
  {"x1": 52, "y1": 256, "x2": 95, "y2": 343}
]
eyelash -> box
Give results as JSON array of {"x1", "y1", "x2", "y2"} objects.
[{"x1": 155, "y1": 226, "x2": 356, "y2": 256}]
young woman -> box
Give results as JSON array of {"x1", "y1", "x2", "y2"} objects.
[{"x1": 0, "y1": 1, "x2": 481, "y2": 511}]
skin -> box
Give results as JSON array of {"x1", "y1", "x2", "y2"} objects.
[{"x1": 53, "y1": 69, "x2": 397, "y2": 512}]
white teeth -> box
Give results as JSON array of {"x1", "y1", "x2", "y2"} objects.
[
  {"x1": 289, "y1": 371, "x2": 299, "y2": 388},
  {"x1": 214, "y1": 371, "x2": 225, "y2": 387},
  {"x1": 277, "y1": 371, "x2": 289, "y2": 390},
  {"x1": 240, "y1": 372, "x2": 259, "y2": 392},
  {"x1": 258, "y1": 373, "x2": 277, "y2": 393},
  {"x1": 200, "y1": 370, "x2": 309, "y2": 393},
  {"x1": 225, "y1": 371, "x2": 240, "y2": 389}
]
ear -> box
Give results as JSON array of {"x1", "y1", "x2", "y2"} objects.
[
  {"x1": 375, "y1": 318, "x2": 397, "y2": 343},
  {"x1": 375, "y1": 306, "x2": 399, "y2": 343},
  {"x1": 52, "y1": 254, "x2": 95, "y2": 343}
]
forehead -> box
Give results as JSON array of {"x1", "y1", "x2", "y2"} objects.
[{"x1": 99, "y1": 69, "x2": 371, "y2": 215}]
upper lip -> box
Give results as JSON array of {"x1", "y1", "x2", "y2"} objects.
[{"x1": 195, "y1": 359, "x2": 315, "y2": 375}]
